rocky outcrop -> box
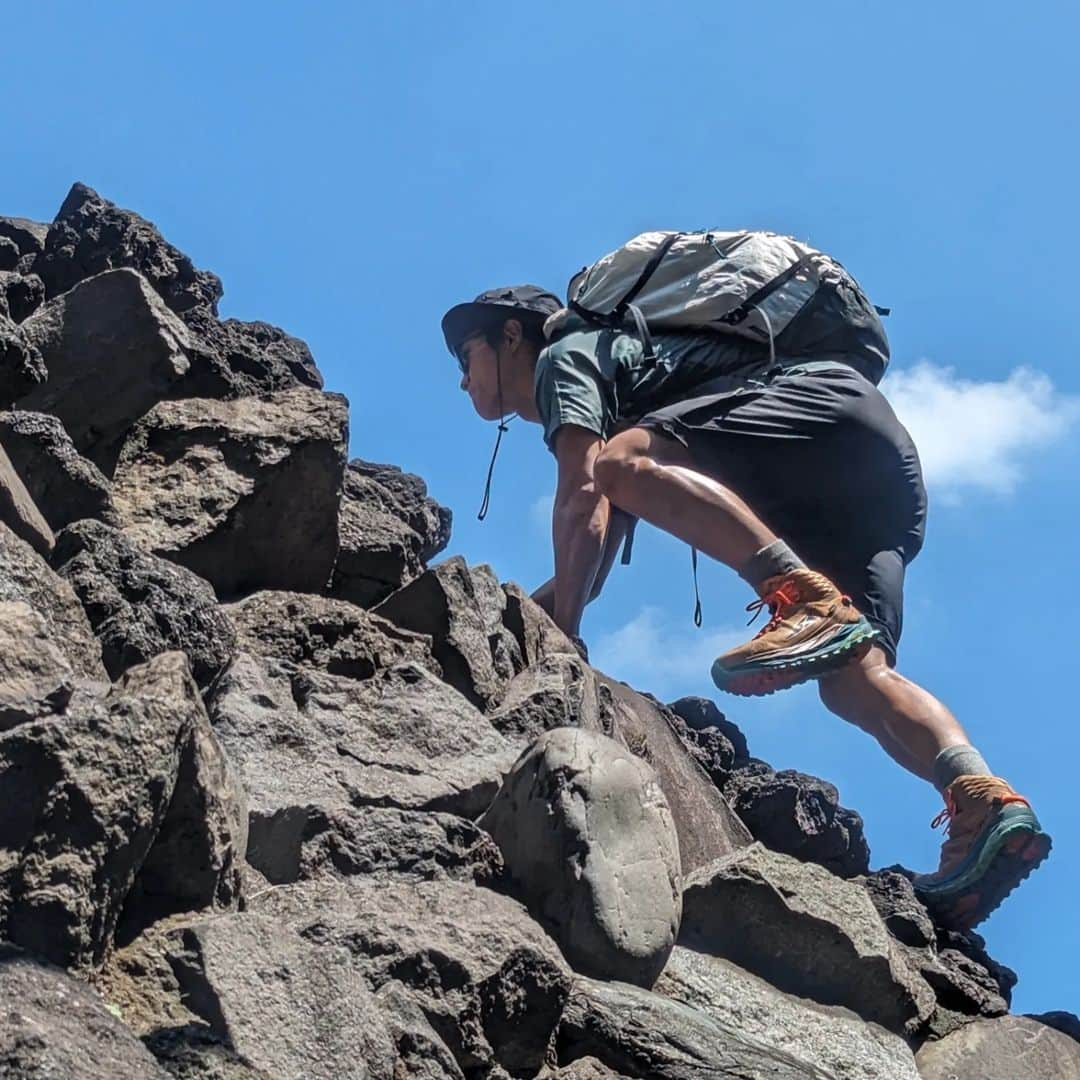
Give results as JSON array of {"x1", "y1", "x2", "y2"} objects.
[{"x1": 0, "y1": 183, "x2": 1072, "y2": 1080}]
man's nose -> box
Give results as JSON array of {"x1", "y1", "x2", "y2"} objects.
[{"x1": 459, "y1": 373, "x2": 469, "y2": 392}]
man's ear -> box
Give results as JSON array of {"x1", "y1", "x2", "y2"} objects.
[{"x1": 502, "y1": 318, "x2": 524, "y2": 352}]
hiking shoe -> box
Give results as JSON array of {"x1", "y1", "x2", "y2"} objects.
[
  {"x1": 710, "y1": 568, "x2": 878, "y2": 697},
  {"x1": 914, "y1": 775, "x2": 1051, "y2": 930}
]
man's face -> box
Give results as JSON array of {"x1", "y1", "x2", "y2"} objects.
[{"x1": 457, "y1": 328, "x2": 506, "y2": 421}]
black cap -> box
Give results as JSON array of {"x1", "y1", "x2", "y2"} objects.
[{"x1": 441, "y1": 285, "x2": 562, "y2": 355}]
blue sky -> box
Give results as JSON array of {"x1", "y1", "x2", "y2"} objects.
[{"x1": 5, "y1": 2, "x2": 1078, "y2": 1015}]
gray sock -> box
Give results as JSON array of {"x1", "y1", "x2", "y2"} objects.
[
  {"x1": 932, "y1": 745, "x2": 993, "y2": 794},
  {"x1": 739, "y1": 539, "x2": 805, "y2": 589}
]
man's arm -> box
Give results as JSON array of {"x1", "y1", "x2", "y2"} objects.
[{"x1": 551, "y1": 425, "x2": 609, "y2": 638}]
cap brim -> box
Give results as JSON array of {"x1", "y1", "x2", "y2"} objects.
[{"x1": 440, "y1": 302, "x2": 494, "y2": 355}]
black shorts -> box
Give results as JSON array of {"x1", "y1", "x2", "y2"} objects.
[{"x1": 638, "y1": 364, "x2": 927, "y2": 665}]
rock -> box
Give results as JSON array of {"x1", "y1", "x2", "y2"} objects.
[
  {"x1": 668, "y1": 695, "x2": 749, "y2": 763},
  {"x1": 222, "y1": 590, "x2": 433, "y2": 681},
  {"x1": 0, "y1": 438, "x2": 53, "y2": 556},
  {"x1": 209, "y1": 652, "x2": 514, "y2": 831},
  {"x1": 112, "y1": 388, "x2": 348, "y2": 596},
  {"x1": 249, "y1": 876, "x2": 573, "y2": 1077},
  {"x1": 555, "y1": 975, "x2": 826, "y2": 1079},
  {"x1": 502, "y1": 581, "x2": 578, "y2": 669},
  {"x1": 53, "y1": 520, "x2": 237, "y2": 687},
  {"x1": 545, "y1": 1058, "x2": 624, "y2": 1079},
  {"x1": 656, "y1": 946, "x2": 920, "y2": 1080},
  {"x1": 0, "y1": 652, "x2": 200, "y2": 969},
  {"x1": 17, "y1": 268, "x2": 201, "y2": 471},
  {"x1": 916, "y1": 1015, "x2": 1080, "y2": 1079},
  {"x1": 0, "y1": 409, "x2": 117, "y2": 528},
  {"x1": 347, "y1": 458, "x2": 452, "y2": 563},
  {"x1": 1027, "y1": 1010, "x2": 1080, "y2": 1042},
  {"x1": 0, "y1": 601, "x2": 74, "y2": 730},
  {"x1": 724, "y1": 762, "x2": 871, "y2": 877},
  {"x1": 0, "y1": 269, "x2": 45, "y2": 322},
  {"x1": 122, "y1": 711, "x2": 248, "y2": 939},
  {"x1": 375, "y1": 556, "x2": 521, "y2": 709},
  {"x1": 373, "y1": 982, "x2": 466, "y2": 1080},
  {"x1": 181, "y1": 306, "x2": 323, "y2": 394},
  {"x1": 481, "y1": 728, "x2": 682, "y2": 988},
  {"x1": 0, "y1": 216, "x2": 49, "y2": 260},
  {"x1": 0, "y1": 314, "x2": 46, "y2": 407},
  {"x1": 0, "y1": 236, "x2": 17, "y2": 271},
  {"x1": 489, "y1": 654, "x2": 609, "y2": 742},
  {"x1": 665, "y1": 709, "x2": 739, "y2": 789},
  {"x1": 0, "y1": 943, "x2": 167, "y2": 1078},
  {"x1": 859, "y1": 868, "x2": 936, "y2": 948},
  {"x1": 34, "y1": 182, "x2": 223, "y2": 315},
  {"x1": 250, "y1": 804, "x2": 502, "y2": 887},
  {"x1": 167, "y1": 913, "x2": 397, "y2": 1080},
  {"x1": 679, "y1": 844, "x2": 934, "y2": 1035},
  {"x1": 0, "y1": 520, "x2": 106, "y2": 678}
]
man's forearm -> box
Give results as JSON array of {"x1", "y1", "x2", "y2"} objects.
[{"x1": 553, "y1": 487, "x2": 609, "y2": 638}]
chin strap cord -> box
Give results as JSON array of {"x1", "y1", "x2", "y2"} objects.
[
  {"x1": 691, "y1": 547, "x2": 703, "y2": 627},
  {"x1": 477, "y1": 348, "x2": 514, "y2": 522}
]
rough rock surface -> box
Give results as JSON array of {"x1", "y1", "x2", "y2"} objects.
[
  {"x1": 249, "y1": 804, "x2": 501, "y2": 887},
  {"x1": 656, "y1": 946, "x2": 920, "y2": 1079},
  {"x1": 33, "y1": 182, "x2": 223, "y2": 315},
  {"x1": 222, "y1": 589, "x2": 434, "y2": 681},
  {"x1": 0, "y1": 216, "x2": 49, "y2": 260},
  {"x1": 17, "y1": 268, "x2": 200, "y2": 471},
  {"x1": 0, "y1": 601, "x2": 75, "y2": 731},
  {"x1": 0, "y1": 944, "x2": 167, "y2": 1078},
  {"x1": 0, "y1": 438, "x2": 53, "y2": 556},
  {"x1": 0, "y1": 269, "x2": 45, "y2": 322},
  {"x1": 53, "y1": 519, "x2": 237, "y2": 687},
  {"x1": 209, "y1": 652, "x2": 515, "y2": 834},
  {"x1": 482, "y1": 727, "x2": 682, "y2": 988},
  {"x1": 724, "y1": 761, "x2": 871, "y2": 877},
  {"x1": 0, "y1": 409, "x2": 117, "y2": 528},
  {"x1": 0, "y1": 313, "x2": 47, "y2": 406},
  {"x1": 0, "y1": 653, "x2": 200, "y2": 970},
  {"x1": 916, "y1": 1014, "x2": 1080, "y2": 1078},
  {"x1": 249, "y1": 877, "x2": 573, "y2": 1078},
  {"x1": 112, "y1": 388, "x2": 348, "y2": 596},
  {"x1": 167, "y1": 914, "x2": 397, "y2": 1080},
  {"x1": 680, "y1": 843, "x2": 934, "y2": 1035},
  {"x1": 0, "y1": 520, "x2": 106, "y2": 678},
  {"x1": 668, "y1": 694, "x2": 749, "y2": 764}
]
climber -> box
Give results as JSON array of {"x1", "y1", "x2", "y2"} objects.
[{"x1": 440, "y1": 268, "x2": 1050, "y2": 931}]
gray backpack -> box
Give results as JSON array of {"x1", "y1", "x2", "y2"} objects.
[{"x1": 544, "y1": 230, "x2": 890, "y2": 384}]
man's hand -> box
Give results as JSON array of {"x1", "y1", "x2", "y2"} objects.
[{"x1": 551, "y1": 425, "x2": 609, "y2": 638}]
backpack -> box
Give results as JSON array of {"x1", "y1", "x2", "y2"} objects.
[{"x1": 544, "y1": 230, "x2": 890, "y2": 385}]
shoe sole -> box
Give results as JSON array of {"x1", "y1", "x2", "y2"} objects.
[
  {"x1": 711, "y1": 620, "x2": 879, "y2": 698},
  {"x1": 914, "y1": 804, "x2": 1052, "y2": 930}
]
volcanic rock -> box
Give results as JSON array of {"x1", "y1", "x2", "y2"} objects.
[
  {"x1": 0, "y1": 601, "x2": 74, "y2": 731},
  {"x1": 0, "y1": 216, "x2": 48, "y2": 260},
  {"x1": 112, "y1": 388, "x2": 348, "y2": 596},
  {"x1": 0, "y1": 269, "x2": 45, "y2": 322},
  {"x1": 33, "y1": 182, "x2": 223, "y2": 315},
  {"x1": 0, "y1": 314, "x2": 46, "y2": 407},
  {"x1": 916, "y1": 1014, "x2": 1080, "y2": 1078},
  {"x1": 483, "y1": 728, "x2": 682, "y2": 988},
  {"x1": 0, "y1": 409, "x2": 117, "y2": 528},
  {"x1": 668, "y1": 694, "x2": 749, "y2": 763},
  {"x1": 0, "y1": 438, "x2": 53, "y2": 556}
]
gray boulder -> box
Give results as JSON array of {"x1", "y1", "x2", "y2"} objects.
[
  {"x1": 250, "y1": 804, "x2": 501, "y2": 887},
  {"x1": 724, "y1": 761, "x2": 871, "y2": 878},
  {"x1": 679, "y1": 844, "x2": 935, "y2": 1035},
  {"x1": 222, "y1": 589, "x2": 434, "y2": 681},
  {"x1": 0, "y1": 409, "x2": 117, "y2": 529},
  {"x1": 250, "y1": 876, "x2": 573, "y2": 1077},
  {"x1": 374, "y1": 556, "x2": 523, "y2": 708},
  {"x1": 488, "y1": 653, "x2": 608, "y2": 742},
  {"x1": 53, "y1": 519, "x2": 237, "y2": 687},
  {"x1": 0, "y1": 313, "x2": 46, "y2": 409},
  {"x1": 656, "y1": 946, "x2": 920, "y2": 1080},
  {"x1": 112, "y1": 388, "x2": 348, "y2": 596},
  {"x1": 373, "y1": 982, "x2": 466, "y2": 1080},
  {"x1": 556, "y1": 976, "x2": 827, "y2": 1079},
  {"x1": 0, "y1": 216, "x2": 49, "y2": 261},
  {"x1": 0, "y1": 652, "x2": 199, "y2": 970},
  {"x1": 0, "y1": 944, "x2": 167, "y2": 1078},
  {"x1": 502, "y1": 580, "x2": 580, "y2": 668},
  {"x1": 0, "y1": 520, "x2": 106, "y2": 679},
  {"x1": 0, "y1": 237, "x2": 16, "y2": 271},
  {"x1": 17, "y1": 268, "x2": 207, "y2": 472},
  {"x1": 209, "y1": 652, "x2": 515, "y2": 837},
  {"x1": 916, "y1": 1015, "x2": 1080, "y2": 1079},
  {"x1": 482, "y1": 728, "x2": 682, "y2": 988},
  {"x1": 167, "y1": 914, "x2": 397, "y2": 1080},
  {"x1": 668, "y1": 694, "x2": 749, "y2": 763},
  {"x1": 33, "y1": 182, "x2": 223, "y2": 315},
  {"x1": 0, "y1": 438, "x2": 53, "y2": 556},
  {"x1": 0, "y1": 269, "x2": 45, "y2": 322},
  {"x1": 0, "y1": 601, "x2": 74, "y2": 731}
]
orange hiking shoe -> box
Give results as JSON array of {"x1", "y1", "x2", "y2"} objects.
[
  {"x1": 914, "y1": 775, "x2": 1051, "y2": 930},
  {"x1": 710, "y1": 568, "x2": 878, "y2": 697}
]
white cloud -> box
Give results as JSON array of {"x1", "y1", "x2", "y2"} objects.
[
  {"x1": 881, "y1": 362, "x2": 1079, "y2": 498},
  {"x1": 589, "y1": 606, "x2": 747, "y2": 701},
  {"x1": 530, "y1": 493, "x2": 554, "y2": 534}
]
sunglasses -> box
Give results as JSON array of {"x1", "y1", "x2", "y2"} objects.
[{"x1": 455, "y1": 331, "x2": 486, "y2": 376}]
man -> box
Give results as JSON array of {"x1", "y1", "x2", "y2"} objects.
[{"x1": 441, "y1": 275, "x2": 1050, "y2": 929}]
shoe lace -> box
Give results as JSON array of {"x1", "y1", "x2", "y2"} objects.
[
  {"x1": 745, "y1": 583, "x2": 800, "y2": 638},
  {"x1": 930, "y1": 776, "x2": 1029, "y2": 836}
]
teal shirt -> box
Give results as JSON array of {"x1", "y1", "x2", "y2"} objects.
[{"x1": 534, "y1": 323, "x2": 772, "y2": 450}]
